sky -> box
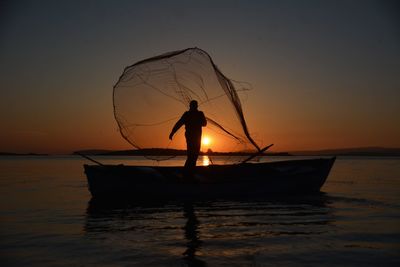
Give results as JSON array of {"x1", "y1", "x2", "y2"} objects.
[{"x1": 0, "y1": 0, "x2": 399, "y2": 154}]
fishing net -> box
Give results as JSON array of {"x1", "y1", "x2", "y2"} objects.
[{"x1": 113, "y1": 47, "x2": 261, "y2": 161}]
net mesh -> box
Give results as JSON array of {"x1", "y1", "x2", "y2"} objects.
[{"x1": 113, "y1": 47, "x2": 261, "y2": 161}]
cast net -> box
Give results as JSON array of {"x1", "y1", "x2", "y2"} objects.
[{"x1": 113, "y1": 47, "x2": 262, "y2": 162}]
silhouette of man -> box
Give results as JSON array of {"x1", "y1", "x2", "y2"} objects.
[{"x1": 169, "y1": 100, "x2": 207, "y2": 176}]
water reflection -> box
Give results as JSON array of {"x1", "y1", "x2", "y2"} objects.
[
  {"x1": 201, "y1": 155, "x2": 210, "y2": 166},
  {"x1": 183, "y1": 203, "x2": 206, "y2": 266},
  {"x1": 85, "y1": 194, "x2": 333, "y2": 266}
]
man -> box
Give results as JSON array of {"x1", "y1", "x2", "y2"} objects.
[{"x1": 169, "y1": 100, "x2": 207, "y2": 176}]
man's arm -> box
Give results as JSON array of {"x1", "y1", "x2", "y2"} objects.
[
  {"x1": 201, "y1": 112, "x2": 207, "y2": 127},
  {"x1": 169, "y1": 113, "x2": 186, "y2": 140}
]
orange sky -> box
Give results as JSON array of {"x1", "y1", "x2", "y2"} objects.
[{"x1": 0, "y1": 1, "x2": 399, "y2": 154}]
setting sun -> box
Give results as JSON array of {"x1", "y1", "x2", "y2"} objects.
[{"x1": 202, "y1": 136, "x2": 211, "y2": 146}]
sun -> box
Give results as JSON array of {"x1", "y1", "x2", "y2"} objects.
[{"x1": 202, "y1": 136, "x2": 211, "y2": 146}]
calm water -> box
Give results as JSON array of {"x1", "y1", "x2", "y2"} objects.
[{"x1": 0, "y1": 156, "x2": 399, "y2": 266}]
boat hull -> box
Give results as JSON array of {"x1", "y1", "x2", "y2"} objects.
[{"x1": 84, "y1": 157, "x2": 335, "y2": 199}]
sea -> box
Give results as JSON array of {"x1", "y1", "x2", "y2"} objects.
[{"x1": 0, "y1": 156, "x2": 399, "y2": 267}]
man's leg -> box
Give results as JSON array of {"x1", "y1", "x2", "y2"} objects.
[
  {"x1": 185, "y1": 138, "x2": 196, "y2": 178},
  {"x1": 184, "y1": 134, "x2": 202, "y2": 178},
  {"x1": 192, "y1": 138, "x2": 201, "y2": 167}
]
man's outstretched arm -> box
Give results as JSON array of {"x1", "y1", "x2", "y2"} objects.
[
  {"x1": 201, "y1": 112, "x2": 207, "y2": 127},
  {"x1": 169, "y1": 114, "x2": 186, "y2": 140}
]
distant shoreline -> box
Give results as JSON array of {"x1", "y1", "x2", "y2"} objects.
[
  {"x1": 72, "y1": 147, "x2": 400, "y2": 157},
  {"x1": 1, "y1": 147, "x2": 400, "y2": 157},
  {"x1": 74, "y1": 148, "x2": 291, "y2": 157},
  {"x1": 0, "y1": 152, "x2": 48, "y2": 156}
]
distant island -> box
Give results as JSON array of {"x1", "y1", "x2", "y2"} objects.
[
  {"x1": 290, "y1": 147, "x2": 400, "y2": 157},
  {"x1": 73, "y1": 148, "x2": 291, "y2": 157},
  {"x1": 73, "y1": 147, "x2": 400, "y2": 157},
  {"x1": 0, "y1": 152, "x2": 48, "y2": 156},
  {"x1": 2, "y1": 147, "x2": 399, "y2": 157}
]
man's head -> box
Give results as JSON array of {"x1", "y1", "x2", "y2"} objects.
[{"x1": 189, "y1": 100, "x2": 198, "y2": 111}]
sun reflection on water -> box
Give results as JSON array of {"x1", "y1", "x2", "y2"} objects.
[{"x1": 201, "y1": 156, "x2": 210, "y2": 166}]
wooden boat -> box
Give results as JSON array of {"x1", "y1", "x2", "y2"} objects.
[{"x1": 84, "y1": 157, "x2": 336, "y2": 199}]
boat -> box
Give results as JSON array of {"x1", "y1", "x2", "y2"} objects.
[
  {"x1": 84, "y1": 49, "x2": 336, "y2": 199},
  {"x1": 84, "y1": 157, "x2": 336, "y2": 199}
]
